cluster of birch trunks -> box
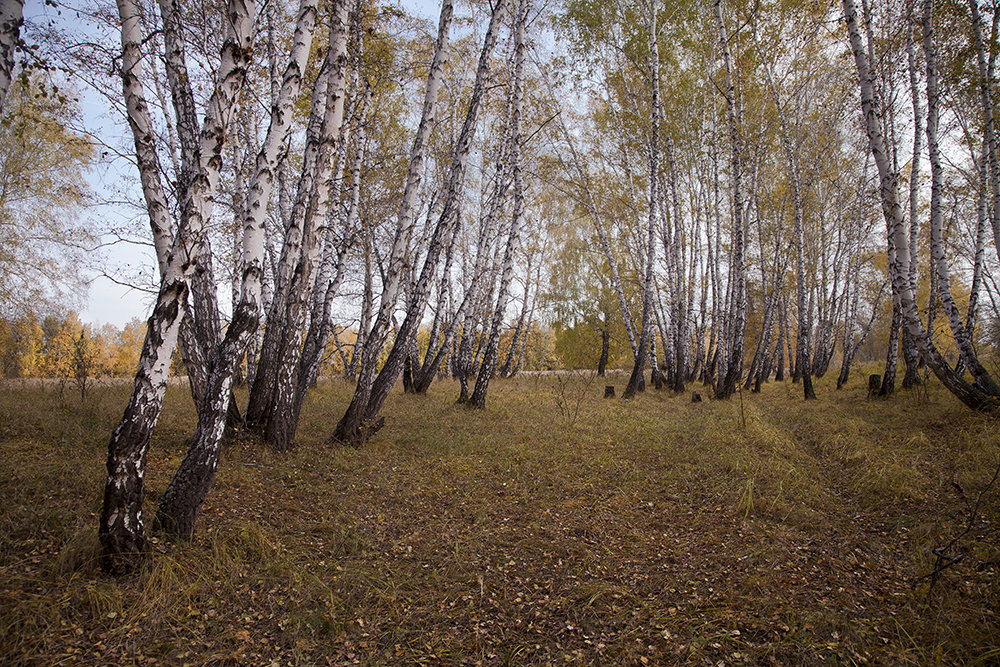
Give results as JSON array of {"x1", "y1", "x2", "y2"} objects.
[{"x1": 93, "y1": 0, "x2": 1000, "y2": 574}]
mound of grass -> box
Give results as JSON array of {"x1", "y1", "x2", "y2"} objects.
[{"x1": 1, "y1": 370, "x2": 998, "y2": 664}]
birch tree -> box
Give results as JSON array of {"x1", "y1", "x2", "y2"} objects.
[
  {"x1": 330, "y1": 0, "x2": 455, "y2": 443},
  {"x1": 843, "y1": 0, "x2": 997, "y2": 411},
  {"x1": 0, "y1": 0, "x2": 22, "y2": 114},
  {"x1": 100, "y1": 0, "x2": 254, "y2": 574},
  {"x1": 153, "y1": 0, "x2": 324, "y2": 537},
  {"x1": 470, "y1": 0, "x2": 529, "y2": 409},
  {"x1": 334, "y1": 0, "x2": 510, "y2": 445}
]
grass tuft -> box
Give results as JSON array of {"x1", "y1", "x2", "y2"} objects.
[{"x1": 1, "y1": 370, "x2": 999, "y2": 664}]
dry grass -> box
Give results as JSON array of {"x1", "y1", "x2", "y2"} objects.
[{"x1": 1, "y1": 367, "x2": 998, "y2": 665}]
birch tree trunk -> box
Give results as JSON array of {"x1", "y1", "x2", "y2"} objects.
[
  {"x1": 755, "y1": 27, "x2": 816, "y2": 400},
  {"x1": 157, "y1": 0, "x2": 237, "y2": 427},
  {"x1": 921, "y1": 0, "x2": 1000, "y2": 394},
  {"x1": 334, "y1": 0, "x2": 508, "y2": 445},
  {"x1": 0, "y1": 0, "x2": 23, "y2": 115},
  {"x1": 843, "y1": 0, "x2": 993, "y2": 410},
  {"x1": 298, "y1": 84, "x2": 368, "y2": 397},
  {"x1": 469, "y1": 0, "x2": 527, "y2": 410},
  {"x1": 970, "y1": 0, "x2": 1000, "y2": 268},
  {"x1": 457, "y1": 155, "x2": 512, "y2": 403},
  {"x1": 622, "y1": 7, "x2": 660, "y2": 400},
  {"x1": 498, "y1": 247, "x2": 535, "y2": 378},
  {"x1": 264, "y1": 0, "x2": 352, "y2": 452},
  {"x1": 714, "y1": 0, "x2": 747, "y2": 400},
  {"x1": 101, "y1": 0, "x2": 254, "y2": 574},
  {"x1": 153, "y1": 0, "x2": 319, "y2": 539},
  {"x1": 901, "y1": 25, "x2": 923, "y2": 388},
  {"x1": 245, "y1": 50, "x2": 334, "y2": 427},
  {"x1": 331, "y1": 0, "x2": 454, "y2": 434}
]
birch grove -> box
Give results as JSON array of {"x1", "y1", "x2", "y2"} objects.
[{"x1": 62, "y1": 0, "x2": 1000, "y2": 575}]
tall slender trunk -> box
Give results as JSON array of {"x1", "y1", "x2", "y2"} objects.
[
  {"x1": 245, "y1": 51, "x2": 333, "y2": 427},
  {"x1": 153, "y1": 0, "x2": 320, "y2": 539},
  {"x1": 334, "y1": 0, "x2": 509, "y2": 445},
  {"x1": 470, "y1": 0, "x2": 527, "y2": 409},
  {"x1": 754, "y1": 25, "x2": 815, "y2": 399},
  {"x1": 499, "y1": 249, "x2": 535, "y2": 378},
  {"x1": 901, "y1": 23, "x2": 923, "y2": 388},
  {"x1": 264, "y1": 0, "x2": 353, "y2": 452},
  {"x1": 101, "y1": 0, "x2": 254, "y2": 574},
  {"x1": 970, "y1": 0, "x2": 1000, "y2": 268},
  {"x1": 922, "y1": 0, "x2": 1000, "y2": 394},
  {"x1": 623, "y1": 8, "x2": 661, "y2": 400},
  {"x1": 332, "y1": 0, "x2": 454, "y2": 436},
  {"x1": 714, "y1": 0, "x2": 747, "y2": 400},
  {"x1": 843, "y1": 0, "x2": 991, "y2": 410}
]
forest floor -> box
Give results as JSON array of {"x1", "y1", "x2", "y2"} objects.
[{"x1": 1, "y1": 368, "x2": 998, "y2": 665}]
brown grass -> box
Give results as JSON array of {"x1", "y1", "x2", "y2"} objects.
[{"x1": 1, "y1": 367, "x2": 998, "y2": 665}]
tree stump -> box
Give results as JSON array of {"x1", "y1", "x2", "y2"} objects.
[
  {"x1": 691, "y1": 391, "x2": 703, "y2": 403},
  {"x1": 604, "y1": 386, "x2": 615, "y2": 398},
  {"x1": 867, "y1": 374, "x2": 881, "y2": 399}
]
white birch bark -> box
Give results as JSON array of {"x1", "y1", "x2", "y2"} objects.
[
  {"x1": 970, "y1": 0, "x2": 1000, "y2": 266},
  {"x1": 901, "y1": 25, "x2": 923, "y2": 388},
  {"x1": 337, "y1": 0, "x2": 510, "y2": 445},
  {"x1": 714, "y1": 0, "x2": 747, "y2": 400},
  {"x1": 921, "y1": 0, "x2": 1000, "y2": 394},
  {"x1": 843, "y1": 0, "x2": 991, "y2": 410},
  {"x1": 470, "y1": 0, "x2": 528, "y2": 409},
  {"x1": 354, "y1": 0, "x2": 452, "y2": 373},
  {"x1": 331, "y1": 0, "x2": 454, "y2": 436},
  {"x1": 265, "y1": 0, "x2": 352, "y2": 452},
  {"x1": 760, "y1": 39, "x2": 818, "y2": 399},
  {"x1": 245, "y1": 36, "x2": 334, "y2": 426},
  {"x1": 623, "y1": 5, "x2": 661, "y2": 400},
  {"x1": 0, "y1": 0, "x2": 22, "y2": 115},
  {"x1": 153, "y1": 0, "x2": 320, "y2": 538},
  {"x1": 100, "y1": 0, "x2": 255, "y2": 573}
]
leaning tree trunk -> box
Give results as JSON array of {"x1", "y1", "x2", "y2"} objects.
[
  {"x1": 843, "y1": 0, "x2": 992, "y2": 410},
  {"x1": 970, "y1": 0, "x2": 1000, "y2": 269},
  {"x1": 158, "y1": 0, "x2": 241, "y2": 427},
  {"x1": 498, "y1": 248, "x2": 535, "y2": 378},
  {"x1": 334, "y1": 0, "x2": 508, "y2": 446},
  {"x1": 961, "y1": 140, "x2": 989, "y2": 376},
  {"x1": 456, "y1": 150, "x2": 512, "y2": 403},
  {"x1": 100, "y1": 0, "x2": 254, "y2": 574},
  {"x1": 332, "y1": 0, "x2": 454, "y2": 437},
  {"x1": 469, "y1": 0, "x2": 527, "y2": 410},
  {"x1": 245, "y1": 50, "x2": 333, "y2": 428},
  {"x1": 298, "y1": 89, "x2": 366, "y2": 397},
  {"x1": 922, "y1": 0, "x2": 1000, "y2": 395},
  {"x1": 151, "y1": 0, "x2": 319, "y2": 540}
]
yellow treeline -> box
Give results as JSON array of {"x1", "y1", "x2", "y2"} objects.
[{"x1": 0, "y1": 311, "x2": 145, "y2": 379}]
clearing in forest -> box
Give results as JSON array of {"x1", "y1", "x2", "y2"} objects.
[{"x1": 1, "y1": 371, "x2": 998, "y2": 665}]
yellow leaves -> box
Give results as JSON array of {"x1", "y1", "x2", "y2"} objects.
[{"x1": 0, "y1": 310, "x2": 146, "y2": 380}]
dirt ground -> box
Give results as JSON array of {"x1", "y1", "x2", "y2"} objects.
[{"x1": 1, "y1": 370, "x2": 998, "y2": 665}]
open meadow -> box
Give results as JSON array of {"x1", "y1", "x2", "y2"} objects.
[{"x1": 1, "y1": 371, "x2": 998, "y2": 665}]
